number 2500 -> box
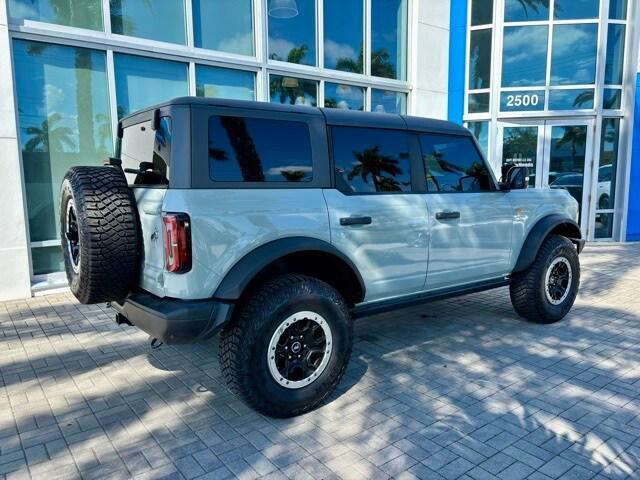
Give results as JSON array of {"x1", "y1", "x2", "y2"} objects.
[{"x1": 507, "y1": 94, "x2": 540, "y2": 108}]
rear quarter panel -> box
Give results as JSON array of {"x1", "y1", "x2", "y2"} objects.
[
  {"x1": 506, "y1": 188, "x2": 580, "y2": 269},
  {"x1": 160, "y1": 189, "x2": 330, "y2": 299}
]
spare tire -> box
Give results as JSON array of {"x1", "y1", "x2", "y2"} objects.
[{"x1": 60, "y1": 166, "x2": 140, "y2": 304}]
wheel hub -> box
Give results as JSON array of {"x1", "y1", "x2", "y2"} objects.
[
  {"x1": 545, "y1": 257, "x2": 572, "y2": 305},
  {"x1": 267, "y1": 311, "x2": 332, "y2": 389},
  {"x1": 65, "y1": 200, "x2": 80, "y2": 273}
]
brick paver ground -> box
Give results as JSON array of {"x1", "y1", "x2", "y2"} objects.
[{"x1": 1, "y1": 244, "x2": 640, "y2": 480}]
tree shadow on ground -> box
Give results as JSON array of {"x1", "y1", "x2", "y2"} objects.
[{"x1": 0, "y1": 248, "x2": 639, "y2": 479}]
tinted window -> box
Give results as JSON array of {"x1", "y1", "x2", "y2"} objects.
[
  {"x1": 420, "y1": 134, "x2": 492, "y2": 193},
  {"x1": 120, "y1": 117, "x2": 172, "y2": 186},
  {"x1": 333, "y1": 127, "x2": 411, "y2": 193},
  {"x1": 208, "y1": 116, "x2": 312, "y2": 182}
]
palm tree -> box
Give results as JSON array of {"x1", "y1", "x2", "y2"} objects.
[
  {"x1": 515, "y1": 0, "x2": 550, "y2": 17},
  {"x1": 24, "y1": 113, "x2": 75, "y2": 153},
  {"x1": 335, "y1": 45, "x2": 396, "y2": 79},
  {"x1": 572, "y1": 90, "x2": 594, "y2": 109},
  {"x1": 269, "y1": 44, "x2": 309, "y2": 64},
  {"x1": 347, "y1": 146, "x2": 403, "y2": 192},
  {"x1": 209, "y1": 117, "x2": 265, "y2": 182}
]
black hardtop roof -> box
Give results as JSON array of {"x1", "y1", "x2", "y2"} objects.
[{"x1": 123, "y1": 96, "x2": 470, "y2": 136}]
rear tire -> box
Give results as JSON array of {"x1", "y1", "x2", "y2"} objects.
[
  {"x1": 510, "y1": 234, "x2": 580, "y2": 324},
  {"x1": 60, "y1": 166, "x2": 140, "y2": 304},
  {"x1": 219, "y1": 274, "x2": 353, "y2": 418}
]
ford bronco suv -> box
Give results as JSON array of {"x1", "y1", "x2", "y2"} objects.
[{"x1": 60, "y1": 97, "x2": 584, "y2": 418}]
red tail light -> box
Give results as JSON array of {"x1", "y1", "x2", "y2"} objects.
[{"x1": 162, "y1": 213, "x2": 191, "y2": 273}]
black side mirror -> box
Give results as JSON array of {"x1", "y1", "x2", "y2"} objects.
[{"x1": 499, "y1": 166, "x2": 528, "y2": 191}]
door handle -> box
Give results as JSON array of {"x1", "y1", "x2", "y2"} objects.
[
  {"x1": 340, "y1": 216, "x2": 372, "y2": 226},
  {"x1": 435, "y1": 211, "x2": 461, "y2": 220}
]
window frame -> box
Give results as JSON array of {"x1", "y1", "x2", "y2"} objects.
[
  {"x1": 329, "y1": 125, "x2": 422, "y2": 196},
  {"x1": 415, "y1": 131, "x2": 499, "y2": 194},
  {"x1": 190, "y1": 105, "x2": 329, "y2": 189}
]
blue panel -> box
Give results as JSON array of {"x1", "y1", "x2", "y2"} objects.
[
  {"x1": 448, "y1": 0, "x2": 468, "y2": 124},
  {"x1": 627, "y1": 73, "x2": 640, "y2": 241}
]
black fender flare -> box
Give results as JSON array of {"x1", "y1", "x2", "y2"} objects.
[
  {"x1": 513, "y1": 215, "x2": 584, "y2": 273},
  {"x1": 213, "y1": 236, "x2": 366, "y2": 301}
]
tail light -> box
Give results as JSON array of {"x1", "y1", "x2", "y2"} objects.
[{"x1": 162, "y1": 213, "x2": 191, "y2": 273}]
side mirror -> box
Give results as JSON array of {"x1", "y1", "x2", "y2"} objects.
[{"x1": 499, "y1": 165, "x2": 528, "y2": 191}]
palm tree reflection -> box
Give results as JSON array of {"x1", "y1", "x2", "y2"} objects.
[
  {"x1": 24, "y1": 113, "x2": 75, "y2": 153},
  {"x1": 347, "y1": 146, "x2": 404, "y2": 192}
]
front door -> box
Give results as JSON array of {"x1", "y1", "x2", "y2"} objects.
[
  {"x1": 419, "y1": 132, "x2": 514, "y2": 290},
  {"x1": 497, "y1": 119, "x2": 595, "y2": 238}
]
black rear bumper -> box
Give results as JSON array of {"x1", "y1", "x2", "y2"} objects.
[{"x1": 111, "y1": 291, "x2": 235, "y2": 344}]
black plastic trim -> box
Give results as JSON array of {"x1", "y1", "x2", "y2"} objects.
[
  {"x1": 513, "y1": 215, "x2": 583, "y2": 273},
  {"x1": 353, "y1": 277, "x2": 510, "y2": 318},
  {"x1": 111, "y1": 291, "x2": 234, "y2": 344},
  {"x1": 214, "y1": 237, "x2": 366, "y2": 301}
]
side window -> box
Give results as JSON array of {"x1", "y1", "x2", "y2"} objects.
[
  {"x1": 120, "y1": 117, "x2": 171, "y2": 186},
  {"x1": 420, "y1": 134, "x2": 492, "y2": 193},
  {"x1": 208, "y1": 115, "x2": 312, "y2": 182},
  {"x1": 332, "y1": 127, "x2": 412, "y2": 193}
]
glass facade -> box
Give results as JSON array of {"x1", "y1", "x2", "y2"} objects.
[
  {"x1": 371, "y1": 0, "x2": 407, "y2": 80},
  {"x1": 268, "y1": 0, "x2": 316, "y2": 65},
  {"x1": 110, "y1": 0, "x2": 186, "y2": 44},
  {"x1": 193, "y1": 0, "x2": 254, "y2": 55},
  {"x1": 324, "y1": 83, "x2": 364, "y2": 110},
  {"x1": 196, "y1": 66, "x2": 255, "y2": 101},
  {"x1": 8, "y1": 0, "x2": 409, "y2": 281},
  {"x1": 13, "y1": 39, "x2": 112, "y2": 274},
  {"x1": 324, "y1": 0, "x2": 363, "y2": 72},
  {"x1": 8, "y1": 0, "x2": 103, "y2": 30},
  {"x1": 269, "y1": 75, "x2": 318, "y2": 106},
  {"x1": 465, "y1": 0, "x2": 633, "y2": 242},
  {"x1": 114, "y1": 54, "x2": 188, "y2": 119}
]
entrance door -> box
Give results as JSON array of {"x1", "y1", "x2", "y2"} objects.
[{"x1": 497, "y1": 119, "x2": 595, "y2": 238}]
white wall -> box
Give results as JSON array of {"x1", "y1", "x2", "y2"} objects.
[
  {"x1": 411, "y1": 0, "x2": 450, "y2": 119},
  {"x1": 0, "y1": 2, "x2": 33, "y2": 301}
]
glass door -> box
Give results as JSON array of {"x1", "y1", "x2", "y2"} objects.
[
  {"x1": 497, "y1": 119, "x2": 596, "y2": 238},
  {"x1": 496, "y1": 121, "x2": 545, "y2": 188},
  {"x1": 543, "y1": 121, "x2": 594, "y2": 238}
]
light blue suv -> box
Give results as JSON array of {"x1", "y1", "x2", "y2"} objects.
[{"x1": 59, "y1": 98, "x2": 584, "y2": 417}]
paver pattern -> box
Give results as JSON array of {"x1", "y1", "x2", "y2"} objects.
[{"x1": 1, "y1": 244, "x2": 639, "y2": 480}]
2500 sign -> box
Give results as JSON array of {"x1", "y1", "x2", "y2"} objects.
[
  {"x1": 499, "y1": 91, "x2": 545, "y2": 111},
  {"x1": 506, "y1": 93, "x2": 540, "y2": 107}
]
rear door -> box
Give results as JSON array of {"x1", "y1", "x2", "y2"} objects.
[
  {"x1": 324, "y1": 125, "x2": 429, "y2": 302},
  {"x1": 418, "y1": 133, "x2": 514, "y2": 289}
]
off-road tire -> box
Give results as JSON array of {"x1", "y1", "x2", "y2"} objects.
[
  {"x1": 219, "y1": 274, "x2": 353, "y2": 418},
  {"x1": 510, "y1": 234, "x2": 580, "y2": 324},
  {"x1": 60, "y1": 166, "x2": 140, "y2": 304}
]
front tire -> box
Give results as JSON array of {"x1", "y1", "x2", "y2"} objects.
[
  {"x1": 510, "y1": 235, "x2": 580, "y2": 324},
  {"x1": 219, "y1": 274, "x2": 353, "y2": 418}
]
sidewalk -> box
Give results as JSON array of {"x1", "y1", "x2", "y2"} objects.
[{"x1": 1, "y1": 243, "x2": 639, "y2": 479}]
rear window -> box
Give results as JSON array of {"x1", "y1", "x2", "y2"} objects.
[
  {"x1": 208, "y1": 115, "x2": 313, "y2": 182},
  {"x1": 120, "y1": 117, "x2": 171, "y2": 186},
  {"x1": 332, "y1": 127, "x2": 412, "y2": 193}
]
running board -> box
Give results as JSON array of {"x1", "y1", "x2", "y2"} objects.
[{"x1": 352, "y1": 277, "x2": 510, "y2": 319}]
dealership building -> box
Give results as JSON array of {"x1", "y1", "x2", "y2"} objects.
[{"x1": 0, "y1": 0, "x2": 638, "y2": 300}]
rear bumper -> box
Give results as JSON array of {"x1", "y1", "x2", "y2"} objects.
[{"x1": 111, "y1": 291, "x2": 234, "y2": 344}]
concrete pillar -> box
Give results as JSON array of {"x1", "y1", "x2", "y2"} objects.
[
  {"x1": 411, "y1": 0, "x2": 451, "y2": 119},
  {"x1": 0, "y1": 3, "x2": 33, "y2": 300}
]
